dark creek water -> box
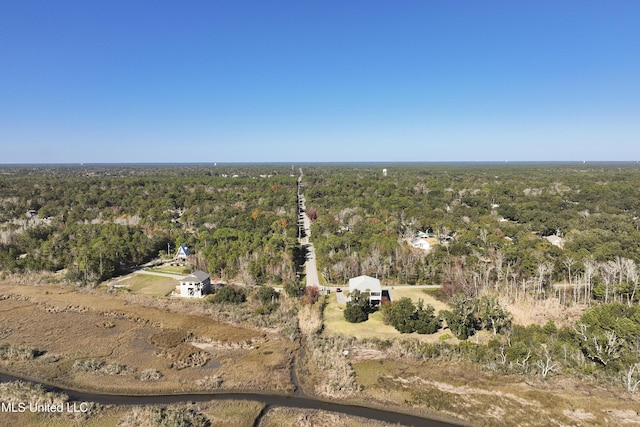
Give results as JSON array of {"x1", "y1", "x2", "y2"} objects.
[{"x1": 0, "y1": 373, "x2": 464, "y2": 426}]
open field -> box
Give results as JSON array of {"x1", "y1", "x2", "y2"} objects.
[
  {"x1": 117, "y1": 273, "x2": 178, "y2": 296},
  {"x1": 0, "y1": 282, "x2": 295, "y2": 395},
  {"x1": 351, "y1": 358, "x2": 640, "y2": 427}
]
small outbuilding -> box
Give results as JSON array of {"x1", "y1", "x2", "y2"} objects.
[
  {"x1": 178, "y1": 270, "x2": 211, "y2": 298},
  {"x1": 348, "y1": 275, "x2": 382, "y2": 305}
]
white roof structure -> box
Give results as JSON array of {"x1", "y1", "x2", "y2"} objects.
[
  {"x1": 410, "y1": 237, "x2": 431, "y2": 251},
  {"x1": 348, "y1": 275, "x2": 382, "y2": 304},
  {"x1": 546, "y1": 235, "x2": 564, "y2": 248}
]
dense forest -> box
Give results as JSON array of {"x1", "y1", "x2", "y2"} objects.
[
  {"x1": 299, "y1": 163, "x2": 640, "y2": 395},
  {"x1": 3, "y1": 162, "x2": 640, "y2": 305},
  {"x1": 306, "y1": 163, "x2": 640, "y2": 305},
  {"x1": 2, "y1": 163, "x2": 640, "y2": 394},
  {"x1": 0, "y1": 164, "x2": 298, "y2": 285}
]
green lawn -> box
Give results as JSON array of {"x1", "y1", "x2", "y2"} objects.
[
  {"x1": 322, "y1": 288, "x2": 451, "y2": 341},
  {"x1": 387, "y1": 288, "x2": 450, "y2": 314},
  {"x1": 121, "y1": 274, "x2": 178, "y2": 296},
  {"x1": 148, "y1": 265, "x2": 191, "y2": 275},
  {"x1": 324, "y1": 294, "x2": 398, "y2": 339}
]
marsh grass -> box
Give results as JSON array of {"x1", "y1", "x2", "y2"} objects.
[
  {"x1": 260, "y1": 406, "x2": 403, "y2": 427},
  {"x1": 351, "y1": 357, "x2": 640, "y2": 427},
  {"x1": 0, "y1": 283, "x2": 295, "y2": 394}
]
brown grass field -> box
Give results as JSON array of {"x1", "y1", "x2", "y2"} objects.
[{"x1": 0, "y1": 282, "x2": 295, "y2": 395}]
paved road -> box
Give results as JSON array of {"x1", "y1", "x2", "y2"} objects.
[{"x1": 297, "y1": 171, "x2": 320, "y2": 288}]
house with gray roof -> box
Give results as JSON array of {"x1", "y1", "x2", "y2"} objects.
[
  {"x1": 178, "y1": 270, "x2": 211, "y2": 298},
  {"x1": 348, "y1": 275, "x2": 382, "y2": 305}
]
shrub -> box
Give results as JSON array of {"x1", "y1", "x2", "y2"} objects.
[
  {"x1": 255, "y1": 286, "x2": 279, "y2": 305},
  {"x1": 384, "y1": 298, "x2": 416, "y2": 333},
  {"x1": 196, "y1": 375, "x2": 223, "y2": 389},
  {"x1": 101, "y1": 362, "x2": 129, "y2": 375},
  {"x1": 210, "y1": 286, "x2": 246, "y2": 304},
  {"x1": 414, "y1": 301, "x2": 441, "y2": 334},
  {"x1": 119, "y1": 406, "x2": 211, "y2": 427},
  {"x1": 302, "y1": 286, "x2": 320, "y2": 305},
  {"x1": 438, "y1": 333, "x2": 453, "y2": 341},
  {"x1": 343, "y1": 290, "x2": 371, "y2": 323},
  {"x1": 0, "y1": 343, "x2": 42, "y2": 361},
  {"x1": 254, "y1": 302, "x2": 278, "y2": 315},
  {"x1": 343, "y1": 302, "x2": 368, "y2": 323},
  {"x1": 73, "y1": 358, "x2": 104, "y2": 372},
  {"x1": 0, "y1": 381, "x2": 68, "y2": 410},
  {"x1": 139, "y1": 369, "x2": 163, "y2": 382},
  {"x1": 284, "y1": 279, "x2": 305, "y2": 298},
  {"x1": 40, "y1": 353, "x2": 61, "y2": 363}
]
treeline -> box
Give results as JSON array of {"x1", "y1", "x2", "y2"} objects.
[
  {"x1": 0, "y1": 165, "x2": 298, "y2": 284},
  {"x1": 447, "y1": 302, "x2": 640, "y2": 391},
  {"x1": 0, "y1": 222, "x2": 169, "y2": 282},
  {"x1": 305, "y1": 163, "x2": 640, "y2": 304},
  {"x1": 344, "y1": 294, "x2": 640, "y2": 392}
]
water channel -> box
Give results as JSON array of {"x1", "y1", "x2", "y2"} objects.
[{"x1": 0, "y1": 373, "x2": 463, "y2": 426}]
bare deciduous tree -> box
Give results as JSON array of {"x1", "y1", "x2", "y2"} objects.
[
  {"x1": 623, "y1": 365, "x2": 640, "y2": 394},
  {"x1": 535, "y1": 344, "x2": 558, "y2": 379}
]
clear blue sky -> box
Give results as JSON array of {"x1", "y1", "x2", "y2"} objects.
[{"x1": 1, "y1": 1, "x2": 639, "y2": 163}]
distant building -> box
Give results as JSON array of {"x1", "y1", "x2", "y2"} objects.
[
  {"x1": 348, "y1": 275, "x2": 382, "y2": 305},
  {"x1": 546, "y1": 235, "x2": 564, "y2": 248},
  {"x1": 175, "y1": 244, "x2": 190, "y2": 262},
  {"x1": 178, "y1": 270, "x2": 211, "y2": 298},
  {"x1": 409, "y1": 237, "x2": 431, "y2": 252}
]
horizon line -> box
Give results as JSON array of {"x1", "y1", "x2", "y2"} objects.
[{"x1": 2, "y1": 160, "x2": 640, "y2": 167}]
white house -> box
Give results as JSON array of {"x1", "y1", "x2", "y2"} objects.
[
  {"x1": 175, "y1": 244, "x2": 190, "y2": 262},
  {"x1": 178, "y1": 270, "x2": 211, "y2": 298},
  {"x1": 546, "y1": 235, "x2": 564, "y2": 248},
  {"x1": 348, "y1": 275, "x2": 382, "y2": 305},
  {"x1": 409, "y1": 237, "x2": 432, "y2": 252}
]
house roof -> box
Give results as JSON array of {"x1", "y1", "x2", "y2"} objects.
[
  {"x1": 181, "y1": 270, "x2": 210, "y2": 282},
  {"x1": 348, "y1": 275, "x2": 382, "y2": 293},
  {"x1": 177, "y1": 244, "x2": 190, "y2": 256}
]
